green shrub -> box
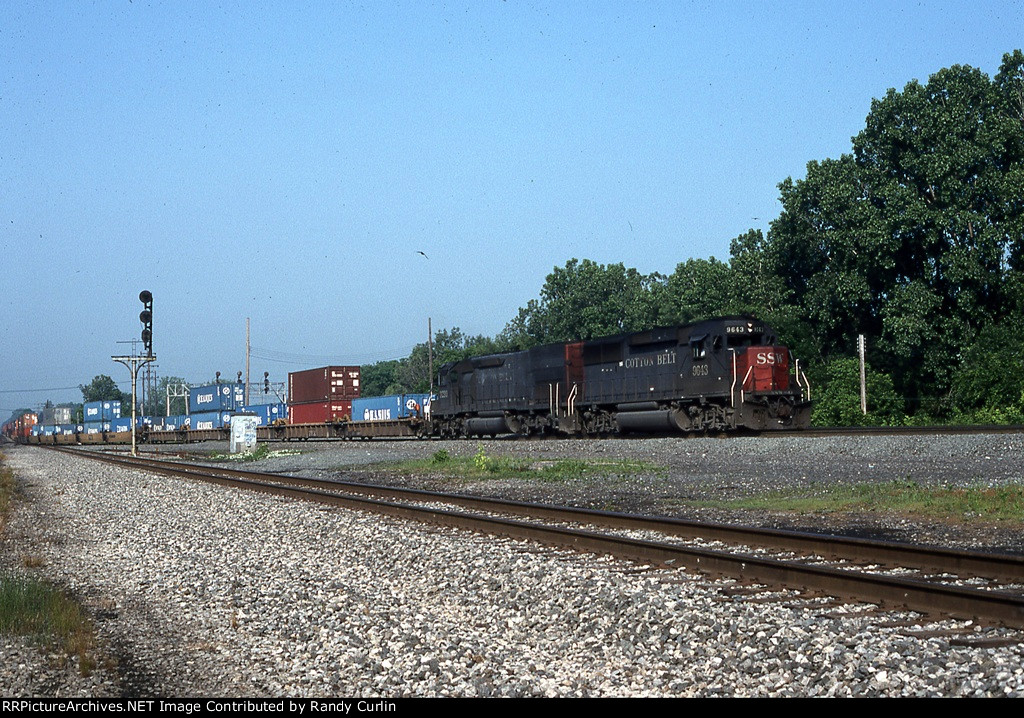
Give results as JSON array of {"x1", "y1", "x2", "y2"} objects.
[{"x1": 811, "y1": 357, "x2": 905, "y2": 426}]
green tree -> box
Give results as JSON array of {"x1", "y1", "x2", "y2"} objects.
[
  {"x1": 658, "y1": 257, "x2": 737, "y2": 325},
  {"x1": 79, "y1": 375, "x2": 130, "y2": 405},
  {"x1": 949, "y1": 321, "x2": 1024, "y2": 413},
  {"x1": 501, "y1": 259, "x2": 665, "y2": 345},
  {"x1": 766, "y1": 51, "x2": 1024, "y2": 408},
  {"x1": 359, "y1": 360, "x2": 403, "y2": 397}
]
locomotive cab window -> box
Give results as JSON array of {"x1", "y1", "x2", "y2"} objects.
[
  {"x1": 690, "y1": 335, "x2": 707, "y2": 359},
  {"x1": 727, "y1": 333, "x2": 763, "y2": 348}
]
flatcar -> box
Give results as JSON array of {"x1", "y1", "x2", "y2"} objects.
[{"x1": 429, "y1": 316, "x2": 811, "y2": 437}]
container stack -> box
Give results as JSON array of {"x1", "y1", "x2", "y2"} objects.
[
  {"x1": 287, "y1": 366, "x2": 360, "y2": 423},
  {"x1": 157, "y1": 383, "x2": 246, "y2": 431},
  {"x1": 83, "y1": 401, "x2": 120, "y2": 434}
]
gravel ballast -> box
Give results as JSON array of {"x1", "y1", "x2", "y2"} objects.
[{"x1": 2, "y1": 438, "x2": 1024, "y2": 697}]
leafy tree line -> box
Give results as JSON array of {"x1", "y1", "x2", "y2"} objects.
[
  {"x1": 24, "y1": 52, "x2": 1020, "y2": 425},
  {"x1": 363, "y1": 50, "x2": 1024, "y2": 425}
]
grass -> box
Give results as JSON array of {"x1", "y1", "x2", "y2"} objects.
[
  {"x1": 356, "y1": 445, "x2": 665, "y2": 483},
  {"x1": 0, "y1": 572, "x2": 97, "y2": 673},
  {"x1": 0, "y1": 450, "x2": 99, "y2": 675},
  {"x1": 680, "y1": 479, "x2": 1024, "y2": 524}
]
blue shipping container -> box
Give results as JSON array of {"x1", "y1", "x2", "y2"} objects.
[
  {"x1": 240, "y1": 403, "x2": 286, "y2": 426},
  {"x1": 102, "y1": 401, "x2": 121, "y2": 420},
  {"x1": 242, "y1": 406, "x2": 269, "y2": 426},
  {"x1": 351, "y1": 394, "x2": 431, "y2": 422},
  {"x1": 191, "y1": 411, "x2": 233, "y2": 430},
  {"x1": 162, "y1": 415, "x2": 189, "y2": 431},
  {"x1": 189, "y1": 384, "x2": 241, "y2": 412},
  {"x1": 84, "y1": 401, "x2": 121, "y2": 420},
  {"x1": 112, "y1": 417, "x2": 133, "y2": 432},
  {"x1": 82, "y1": 421, "x2": 111, "y2": 435}
]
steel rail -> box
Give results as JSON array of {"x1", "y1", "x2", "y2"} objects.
[
  {"x1": 59, "y1": 447, "x2": 1024, "y2": 582},
  {"x1": 47, "y1": 446, "x2": 1024, "y2": 628}
]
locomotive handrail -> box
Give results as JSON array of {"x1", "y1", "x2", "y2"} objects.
[
  {"x1": 739, "y1": 366, "x2": 753, "y2": 405},
  {"x1": 729, "y1": 349, "x2": 737, "y2": 408}
]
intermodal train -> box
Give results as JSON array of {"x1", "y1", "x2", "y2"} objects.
[{"x1": 12, "y1": 316, "x2": 810, "y2": 445}]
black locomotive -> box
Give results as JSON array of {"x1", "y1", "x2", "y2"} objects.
[{"x1": 429, "y1": 316, "x2": 811, "y2": 437}]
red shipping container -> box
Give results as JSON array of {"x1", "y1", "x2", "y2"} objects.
[
  {"x1": 288, "y1": 400, "x2": 352, "y2": 424},
  {"x1": 288, "y1": 366, "x2": 361, "y2": 403}
]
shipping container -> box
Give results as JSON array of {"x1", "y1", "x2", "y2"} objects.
[
  {"x1": 191, "y1": 411, "x2": 226, "y2": 431},
  {"x1": 287, "y1": 400, "x2": 352, "y2": 424},
  {"x1": 351, "y1": 394, "x2": 431, "y2": 422},
  {"x1": 189, "y1": 384, "x2": 242, "y2": 412},
  {"x1": 288, "y1": 366, "x2": 361, "y2": 404},
  {"x1": 111, "y1": 417, "x2": 149, "y2": 432},
  {"x1": 83, "y1": 421, "x2": 111, "y2": 434},
  {"x1": 102, "y1": 401, "x2": 121, "y2": 420},
  {"x1": 85, "y1": 401, "x2": 121, "y2": 420},
  {"x1": 53, "y1": 407, "x2": 72, "y2": 424},
  {"x1": 161, "y1": 415, "x2": 190, "y2": 431},
  {"x1": 241, "y1": 402, "x2": 287, "y2": 426}
]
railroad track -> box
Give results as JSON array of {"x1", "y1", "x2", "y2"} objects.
[{"x1": 47, "y1": 445, "x2": 1024, "y2": 632}]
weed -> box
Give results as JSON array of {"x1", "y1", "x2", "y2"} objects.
[
  {"x1": 362, "y1": 451, "x2": 663, "y2": 482},
  {"x1": 473, "y1": 444, "x2": 490, "y2": 472},
  {"x1": 0, "y1": 572, "x2": 98, "y2": 675}
]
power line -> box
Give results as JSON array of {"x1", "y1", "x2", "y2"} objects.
[
  {"x1": 250, "y1": 345, "x2": 414, "y2": 365},
  {"x1": 0, "y1": 383, "x2": 130, "y2": 394}
]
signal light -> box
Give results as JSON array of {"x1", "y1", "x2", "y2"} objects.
[
  {"x1": 139, "y1": 290, "x2": 153, "y2": 356},
  {"x1": 264, "y1": 372, "x2": 270, "y2": 394}
]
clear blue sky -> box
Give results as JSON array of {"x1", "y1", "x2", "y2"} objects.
[{"x1": 2, "y1": 0, "x2": 1022, "y2": 416}]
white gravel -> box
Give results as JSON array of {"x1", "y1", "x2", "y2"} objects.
[{"x1": 2, "y1": 444, "x2": 1023, "y2": 697}]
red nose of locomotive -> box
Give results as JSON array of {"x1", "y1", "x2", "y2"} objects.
[{"x1": 737, "y1": 346, "x2": 791, "y2": 393}]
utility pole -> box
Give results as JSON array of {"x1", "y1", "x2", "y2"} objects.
[
  {"x1": 858, "y1": 334, "x2": 867, "y2": 415},
  {"x1": 428, "y1": 317, "x2": 434, "y2": 396},
  {"x1": 245, "y1": 317, "x2": 251, "y2": 407}
]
